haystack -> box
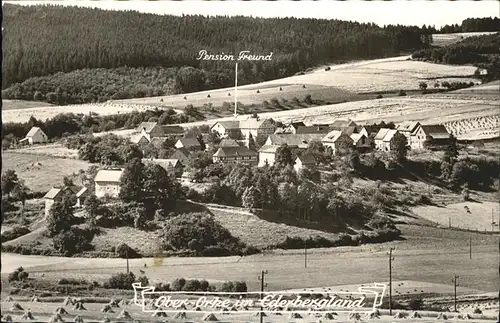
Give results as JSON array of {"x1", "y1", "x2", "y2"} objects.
[
  {"x1": 49, "y1": 314, "x2": 65, "y2": 323},
  {"x1": 55, "y1": 307, "x2": 69, "y2": 315},
  {"x1": 179, "y1": 304, "x2": 187, "y2": 310},
  {"x1": 410, "y1": 311, "x2": 421, "y2": 318},
  {"x1": 466, "y1": 314, "x2": 472, "y2": 319},
  {"x1": 117, "y1": 310, "x2": 132, "y2": 319},
  {"x1": 2, "y1": 315, "x2": 13, "y2": 322},
  {"x1": 323, "y1": 312, "x2": 336, "y2": 320},
  {"x1": 173, "y1": 312, "x2": 187, "y2": 319},
  {"x1": 101, "y1": 305, "x2": 114, "y2": 313},
  {"x1": 21, "y1": 310, "x2": 35, "y2": 320},
  {"x1": 152, "y1": 311, "x2": 168, "y2": 317},
  {"x1": 63, "y1": 297, "x2": 74, "y2": 306},
  {"x1": 73, "y1": 302, "x2": 86, "y2": 311},
  {"x1": 10, "y1": 303, "x2": 24, "y2": 311},
  {"x1": 108, "y1": 299, "x2": 120, "y2": 308},
  {"x1": 393, "y1": 311, "x2": 407, "y2": 319},
  {"x1": 456, "y1": 314, "x2": 464, "y2": 320},
  {"x1": 348, "y1": 312, "x2": 361, "y2": 321},
  {"x1": 4, "y1": 296, "x2": 14, "y2": 302},
  {"x1": 194, "y1": 307, "x2": 202, "y2": 311},
  {"x1": 230, "y1": 307, "x2": 238, "y2": 312},
  {"x1": 367, "y1": 311, "x2": 380, "y2": 319},
  {"x1": 274, "y1": 312, "x2": 282, "y2": 316},
  {"x1": 437, "y1": 313, "x2": 448, "y2": 320},
  {"x1": 103, "y1": 318, "x2": 110, "y2": 323},
  {"x1": 31, "y1": 296, "x2": 40, "y2": 302},
  {"x1": 253, "y1": 312, "x2": 267, "y2": 317},
  {"x1": 289, "y1": 312, "x2": 303, "y2": 319},
  {"x1": 202, "y1": 313, "x2": 218, "y2": 321},
  {"x1": 73, "y1": 315, "x2": 84, "y2": 323}
]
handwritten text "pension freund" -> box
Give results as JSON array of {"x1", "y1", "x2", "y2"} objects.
[{"x1": 196, "y1": 50, "x2": 273, "y2": 61}]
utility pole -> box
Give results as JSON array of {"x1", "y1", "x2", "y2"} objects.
[
  {"x1": 469, "y1": 237, "x2": 472, "y2": 260},
  {"x1": 449, "y1": 217, "x2": 451, "y2": 228},
  {"x1": 258, "y1": 270, "x2": 268, "y2": 323},
  {"x1": 497, "y1": 239, "x2": 499, "y2": 323},
  {"x1": 388, "y1": 247, "x2": 395, "y2": 316},
  {"x1": 126, "y1": 249, "x2": 129, "y2": 274},
  {"x1": 452, "y1": 275, "x2": 459, "y2": 312},
  {"x1": 234, "y1": 62, "x2": 238, "y2": 118}
]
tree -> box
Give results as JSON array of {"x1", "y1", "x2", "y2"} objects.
[
  {"x1": 84, "y1": 194, "x2": 101, "y2": 226},
  {"x1": 143, "y1": 163, "x2": 179, "y2": 209},
  {"x1": 46, "y1": 194, "x2": 75, "y2": 237},
  {"x1": 120, "y1": 144, "x2": 144, "y2": 163},
  {"x1": 275, "y1": 144, "x2": 294, "y2": 167},
  {"x1": 63, "y1": 176, "x2": 74, "y2": 187},
  {"x1": 1, "y1": 169, "x2": 19, "y2": 198},
  {"x1": 247, "y1": 133, "x2": 256, "y2": 151},
  {"x1": 119, "y1": 158, "x2": 145, "y2": 202},
  {"x1": 390, "y1": 132, "x2": 408, "y2": 162},
  {"x1": 242, "y1": 186, "x2": 262, "y2": 210},
  {"x1": 418, "y1": 82, "x2": 428, "y2": 91},
  {"x1": 442, "y1": 134, "x2": 459, "y2": 164},
  {"x1": 53, "y1": 227, "x2": 94, "y2": 256}
]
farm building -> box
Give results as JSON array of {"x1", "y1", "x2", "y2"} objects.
[
  {"x1": 258, "y1": 145, "x2": 280, "y2": 167},
  {"x1": 321, "y1": 130, "x2": 354, "y2": 155},
  {"x1": 136, "y1": 122, "x2": 164, "y2": 141},
  {"x1": 264, "y1": 134, "x2": 324, "y2": 149},
  {"x1": 210, "y1": 120, "x2": 241, "y2": 139},
  {"x1": 142, "y1": 158, "x2": 183, "y2": 177},
  {"x1": 20, "y1": 127, "x2": 48, "y2": 145},
  {"x1": 411, "y1": 124, "x2": 451, "y2": 149},
  {"x1": 43, "y1": 186, "x2": 89, "y2": 217},
  {"x1": 295, "y1": 125, "x2": 331, "y2": 134},
  {"x1": 294, "y1": 155, "x2": 316, "y2": 173},
  {"x1": 374, "y1": 128, "x2": 400, "y2": 151},
  {"x1": 276, "y1": 122, "x2": 306, "y2": 134},
  {"x1": 219, "y1": 139, "x2": 241, "y2": 147},
  {"x1": 239, "y1": 118, "x2": 277, "y2": 144},
  {"x1": 94, "y1": 169, "x2": 123, "y2": 198},
  {"x1": 330, "y1": 119, "x2": 358, "y2": 135},
  {"x1": 130, "y1": 134, "x2": 150, "y2": 145},
  {"x1": 169, "y1": 148, "x2": 192, "y2": 165},
  {"x1": 396, "y1": 121, "x2": 421, "y2": 147},
  {"x1": 212, "y1": 146, "x2": 258, "y2": 164},
  {"x1": 175, "y1": 137, "x2": 201, "y2": 150},
  {"x1": 357, "y1": 125, "x2": 380, "y2": 138},
  {"x1": 350, "y1": 133, "x2": 372, "y2": 152},
  {"x1": 160, "y1": 125, "x2": 186, "y2": 139}
]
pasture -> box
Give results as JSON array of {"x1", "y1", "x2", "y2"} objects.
[
  {"x1": 431, "y1": 32, "x2": 498, "y2": 47},
  {"x1": 2, "y1": 225, "x2": 498, "y2": 293},
  {"x1": 1, "y1": 150, "x2": 92, "y2": 192},
  {"x1": 412, "y1": 201, "x2": 500, "y2": 232},
  {"x1": 2, "y1": 100, "x2": 54, "y2": 110}
]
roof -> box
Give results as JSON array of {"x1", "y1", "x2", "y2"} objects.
[
  {"x1": 170, "y1": 148, "x2": 192, "y2": 158},
  {"x1": 295, "y1": 125, "x2": 331, "y2": 134},
  {"x1": 76, "y1": 187, "x2": 88, "y2": 198},
  {"x1": 358, "y1": 125, "x2": 379, "y2": 135},
  {"x1": 26, "y1": 127, "x2": 44, "y2": 137},
  {"x1": 240, "y1": 118, "x2": 274, "y2": 130},
  {"x1": 322, "y1": 130, "x2": 350, "y2": 143},
  {"x1": 176, "y1": 137, "x2": 200, "y2": 148},
  {"x1": 290, "y1": 122, "x2": 306, "y2": 128},
  {"x1": 296, "y1": 154, "x2": 316, "y2": 164},
  {"x1": 161, "y1": 125, "x2": 185, "y2": 135},
  {"x1": 382, "y1": 129, "x2": 399, "y2": 142},
  {"x1": 374, "y1": 128, "x2": 392, "y2": 141},
  {"x1": 330, "y1": 119, "x2": 357, "y2": 130},
  {"x1": 350, "y1": 133, "x2": 366, "y2": 143},
  {"x1": 266, "y1": 134, "x2": 323, "y2": 148},
  {"x1": 213, "y1": 146, "x2": 257, "y2": 157},
  {"x1": 143, "y1": 158, "x2": 181, "y2": 170},
  {"x1": 94, "y1": 169, "x2": 123, "y2": 183},
  {"x1": 44, "y1": 187, "x2": 62, "y2": 199},
  {"x1": 397, "y1": 121, "x2": 421, "y2": 133},
  {"x1": 130, "y1": 134, "x2": 150, "y2": 144},
  {"x1": 258, "y1": 145, "x2": 281, "y2": 153},
  {"x1": 211, "y1": 120, "x2": 239, "y2": 130},
  {"x1": 420, "y1": 125, "x2": 450, "y2": 139},
  {"x1": 136, "y1": 122, "x2": 160, "y2": 133},
  {"x1": 219, "y1": 139, "x2": 241, "y2": 147}
]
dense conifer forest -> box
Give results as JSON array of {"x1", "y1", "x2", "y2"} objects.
[{"x1": 2, "y1": 4, "x2": 498, "y2": 104}]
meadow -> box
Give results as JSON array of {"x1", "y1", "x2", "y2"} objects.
[
  {"x1": 431, "y1": 32, "x2": 498, "y2": 47},
  {"x1": 1, "y1": 150, "x2": 92, "y2": 192}
]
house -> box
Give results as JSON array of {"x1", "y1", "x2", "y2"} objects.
[
  {"x1": 175, "y1": 137, "x2": 201, "y2": 150},
  {"x1": 240, "y1": 118, "x2": 277, "y2": 146},
  {"x1": 411, "y1": 124, "x2": 451, "y2": 149},
  {"x1": 142, "y1": 158, "x2": 183, "y2": 177},
  {"x1": 357, "y1": 125, "x2": 380, "y2": 138},
  {"x1": 43, "y1": 186, "x2": 89, "y2": 217},
  {"x1": 258, "y1": 145, "x2": 281, "y2": 167},
  {"x1": 280, "y1": 122, "x2": 306, "y2": 134},
  {"x1": 136, "y1": 122, "x2": 164, "y2": 141},
  {"x1": 350, "y1": 133, "x2": 372, "y2": 152},
  {"x1": 330, "y1": 119, "x2": 358, "y2": 135},
  {"x1": 294, "y1": 155, "x2": 316, "y2": 173},
  {"x1": 20, "y1": 127, "x2": 48, "y2": 145},
  {"x1": 374, "y1": 128, "x2": 399, "y2": 151},
  {"x1": 130, "y1": 134, "x2": 150, "y2": 145},
  {"x1": 295, "y1": 125, "x2": 331, "y2": 134},
  {"x1": 264, "y1": 134, "x2": 324, "y2": 149},
  {"x1": 396, "y1": 121, "x2": 421, "y2": 147},
  {"x1": 219, "y1": 138, "x2": 241, "y2": 147},
  {"x1": 169, "y1": 148, "x2": 192, "y2": 165},
  {"x1": 94, "y1": 169, "x2": 123, "y2": 198},
  {"x1": 210, "y1": 121, "x2": 241, "y2": 139},
  {"x1": 212, "y1": 146, "x2": 258, "y2": 164},
  {"x1": 161, "y1": 125, "x2": 186, "y2": 139},
  {"x1": 321, "y1": 130, "x2": 354, "y2": 155}
]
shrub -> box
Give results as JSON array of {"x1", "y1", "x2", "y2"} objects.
[
  {"x1": 52, "y1": 227, "x2": 95, "y2": 256},
  {"x1": 473, "y1": 308, "x2": 482, "y2": 314},
  {"x1": 115, "y1": 243, "x2": 142, "y2": 259},
  {"x1": 137, "y1": 276, "x2": 149, "y2": 286},
  {"x1": 103, "y1": 272, "x2": 136, "y2": 290},
  {"x1": 408, "y1": 298, "x2": 423, "y2": 310},
  {"x1": 397, "y1": 90, "x2": 407, "y2": 96},
  {"x1": 171, "y1": 278, "x2": 186, "y2": 291},
  {"x1": 182, "y1": 279, "x2": 202, "y2": 291},
  {"x1": 58, "y1": 278, "x2": 88, "y2": 285},
  {"x1": 8, "y1": 267, "x2": 27, "y2": 282},
  {"x1": 1, "y1": 225, "x2": 30, "y2": 242}
]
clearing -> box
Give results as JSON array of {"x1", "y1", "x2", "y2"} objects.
[
  {"x1": 1, "y1": 150, "x2": 93, "y2": 192},
  {"x1": 431, "y1": 32, "x2": 498, "y2": 47}
]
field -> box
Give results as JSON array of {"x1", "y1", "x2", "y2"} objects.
[
  {"x1": 412, "y1": 201, "x2": 500, "y2": 232},
  {"x1": 431, "y1": 32, "x2": 498, "y2": 47},
  {"x1": 1, "y1": 150, "x2": 93, "y2": 192},
  {"x1": 2, "y1": 99, "x2": 54, "y2": 110}
]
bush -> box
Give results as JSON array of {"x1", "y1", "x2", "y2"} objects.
[
  {"x1": 397, "y1": 90, "x2": 407, "y2": 96},
  {"x1": 1, "y1": 225, "x2": 30, "y2": 242},
  {"x1": 103, "y1": 272, "x2": 136, "y2": 290},
  {"x1": 52, "y1": 227, "x2": 95, "y2": 256},
  {"x1": 171, "y1": 278, "x2": 186, "y2": 291},
  {"x1": 137, "y1": 275, "x2": 149, "y2": 286},
  {"x1": 115, "y1": 243, "x2": 142, "y2": 259},
  {"x1": 8, "y1": 267, "x2": 28, "y2": 282},
  {"x1": 58, "y1": 278, "x2": 88, "y2": 285},
  {"x1": 408, "y1": 298, "x2": 423, "y2": 310},
  {"x1": 473, "y1": 308, "x2": 482, "y2": 314}
]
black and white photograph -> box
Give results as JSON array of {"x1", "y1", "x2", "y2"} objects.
[{"x1": 1, "y1": 0, "x2": 499, "y2": 322}]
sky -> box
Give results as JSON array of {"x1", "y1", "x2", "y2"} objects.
[{"x1": 4, "y1": 0, "x2": 500, "y2": 28}]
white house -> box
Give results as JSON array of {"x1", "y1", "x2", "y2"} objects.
[
  {"x1": 321, "y1": 130, "x2": 354, "y2": 155},
  {"x1": 396, "y1": 121, "x2": 421, "y2": 147},
  {"x1": 258, "y1": 145, "x2": 281, "y2": 167},
  {"x1": 210, "y1": 121, "x2": 240, "y2": 138},
  {"x1": 94, "y1": 169, "x2": 123, "y2": 198},
  {"x1": 294, "y1": 155, "x2": 316, "y2": 173},
  {"x1": 350, "y1": 133, "x2": 372, "y2": 151},
  {"x1": 136, "y1": 122, "x2": 164, "y2": 141},
  {"x1": 374, "y1": 128, "x2": 399, "y2": 151},
  {"x1": 175, "y1": 137, "x2": 200, "y2": 150},
  {"x1": 410, "y1": 124, "x2": 451, "y2": 150},
  {"x1": 20, "y1": 127, "x2": 48, "y2": 145},
  {"x1": 212, "y1": 146, "x2": 258, "y2": 164},
  {"x1": 43, "y1": 186, "x2": 88, "y2": 217}
]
